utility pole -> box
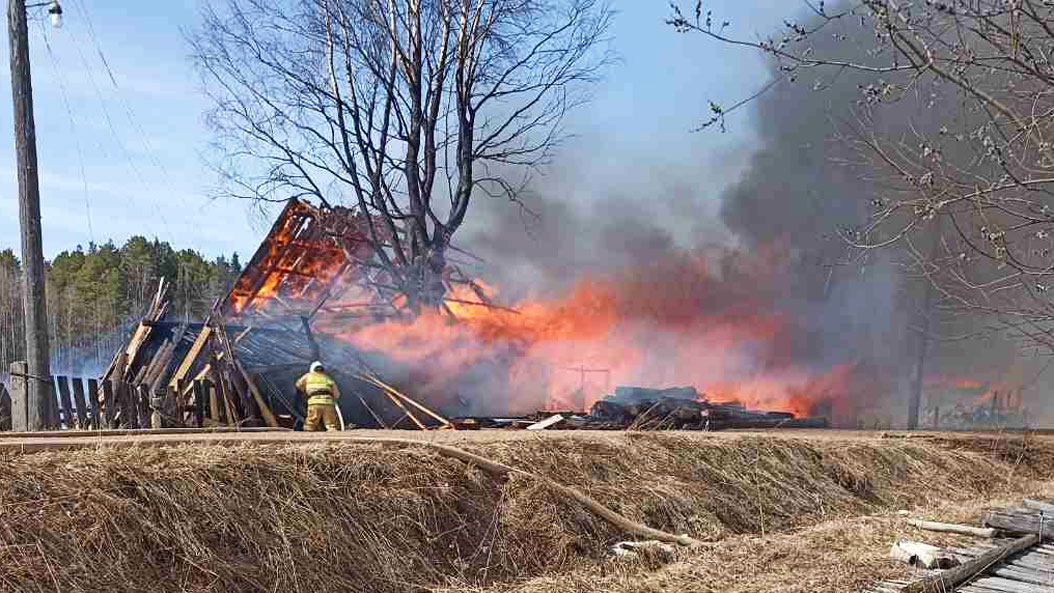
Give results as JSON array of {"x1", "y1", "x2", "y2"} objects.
[{"x1": 7, "y1": 0, "x2": 57, "y2": 430}]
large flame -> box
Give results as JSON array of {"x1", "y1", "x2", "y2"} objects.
[{"x1": 316, "y1": 249, "x2": 880, "y2": 423}]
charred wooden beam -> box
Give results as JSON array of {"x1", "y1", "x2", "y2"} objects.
[
  {"x1": 357, "y1": 373, "x2": 453, "y2": 429},
  {"x1": 234, "y1": 360, "x2": 278, "y2": 428},
  {"x1": 300, "y1": 316, "x2": 321, "y2": 361}
]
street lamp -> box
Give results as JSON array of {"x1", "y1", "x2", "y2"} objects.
[
  {"x1": 47, "y1": 0, "x2": 60, "y2": 28},
  {"x1": 25, "y1": 1, "x2": 61, "y2": 29}
]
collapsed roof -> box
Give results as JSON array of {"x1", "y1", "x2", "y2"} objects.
[{"x1": 99, "y1": 198, "x2": 462, "y2": 429}]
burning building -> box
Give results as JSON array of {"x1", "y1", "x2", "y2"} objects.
[
  {"x1": 99, "y1": 198, "x2": 868, "y2": 430},
  {"x1": 100, "y1": 198, "x2": 472, "y2": 429}
]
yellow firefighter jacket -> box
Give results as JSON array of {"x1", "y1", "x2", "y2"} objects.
[{"x1": 295, "y1": 371, "x2": 341, "y2": 406}]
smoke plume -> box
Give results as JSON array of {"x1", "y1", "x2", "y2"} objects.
[{"x1": 445, "y1": 3, "x2": 1052, "y2": 425}]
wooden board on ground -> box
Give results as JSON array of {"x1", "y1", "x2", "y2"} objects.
[
  {"x1": 901, "y1": 534, "x2": 1038, "y2": 593},
  {"x1": 909, "y1": 519, "x2": 996, "y2": 538},
  {"x1": 986, "y1": 510, "x2": 1054, "y2": 539},
  {"x1": 1023, "y1": 499, "x2": 1054, "y2": 515}
]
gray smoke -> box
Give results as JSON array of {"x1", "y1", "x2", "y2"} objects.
[{"x1": 455, "y1": 3, "x2": 1052, "y2": 425}]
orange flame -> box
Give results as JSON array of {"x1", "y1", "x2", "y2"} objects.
[{"x1": 317, "y1": 250, "x2": 875, "y2": 423}]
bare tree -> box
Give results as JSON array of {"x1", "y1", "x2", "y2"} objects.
[
  {"x1": 671, "y1": 0, "x2": 1054, "y2": 352},
  {"x1": 193, "y1": 0, "x2": 613, "y2": 311}
]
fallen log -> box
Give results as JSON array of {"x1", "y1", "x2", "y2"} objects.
[
  {"x1": 908, "y1": 519, "x2": 997, "y2": 538},
  {"x1": 902, "y1": 534, "x2": 1038, "y2": 593},
  {"x1": 344, "y1": 437, "x2": 699, "y2": 548}
]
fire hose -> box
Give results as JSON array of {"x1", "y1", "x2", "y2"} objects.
[{"x1": 338, "y1": 436, "x2": 699, "y2": 548}]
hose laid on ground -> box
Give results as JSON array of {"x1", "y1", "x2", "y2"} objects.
[{"x1": 341, "y1": 437, "x2": 700, "y2": 548}]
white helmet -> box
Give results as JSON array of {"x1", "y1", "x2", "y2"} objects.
[{"x1": 310, "y1": 361, "x2": 324, "y2": 373}]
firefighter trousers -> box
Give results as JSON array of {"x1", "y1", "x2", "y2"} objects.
[{"x1": 304, "y1": 404, "x2": 340, "y2": 431}]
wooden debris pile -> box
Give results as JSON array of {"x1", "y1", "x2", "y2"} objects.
[
  {"x1": 96, "y1": 198, "x2": 456, "y2": 431},
  {"x1": 587, "y1": 386, "x2": 825, "y2": 430},
  {"x1": 864, "y1": 498, "x2": 1054, "y2": 593},
  {"x1": 456, "y1": 386, "x2": 829, "y2": 431}
]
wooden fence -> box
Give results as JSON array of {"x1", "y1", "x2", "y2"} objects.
[{"x1": 5, "y1": 366, "x2": 214, "y2": 431}]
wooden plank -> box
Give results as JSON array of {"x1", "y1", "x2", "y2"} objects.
[
  {"x1": 213, "y1": 328, "x2": 245, "y2": 427},
  {"x1": 120, "y1": 382, "x2": 138, "y2": 429},
  {"x1": 359, "y1": 374, "x2": 452, "y2": 428},
  {"x1": 973, "y1": 576, "x2": 1054, "y2": 593},
  {"x1": 103, "y1": 280, "x2": 168, "y2": 384},
  {"x1": 9, "y1": 361, "x2": 26, "y2": 431},
  {"x1": 1010, "y1": 556, "x2": 1054, "y2": 571},
  {"x1": 1035, "y1": 545, "x2": 1054, "y2": 553},
  {"x1": 192, "y1": 381, "x2": 205, "y2": 428},
  {"x1": 902, "y1": 534, "x2": 1038, "y2": 593},
  {"x1": 0, "y1": 382, "x2": 11, "y2": 431},
  {"x1": 1018, "y1": 551, "x2": 1054, "y2": 564},
  {"x1": 986, "y1": 511, "x2": 1054, "y2": 539},
  {"x1": 145, "y1": 338, "x2": 178, "y2": 395},
  {"x1": 993, "y1": 566, "x2": 1054, "y2": 587},
  {"x1": 909, "y1": 519, "x2": 997, "y2": 538},
  {"x1": 86, "y1": 379, "x2": 99, "y2": 429},
  {"x1": 527, "y1": 414, "x2": 566, "y2": 431},
  {"x1": 70, "y1": 378, "x2": 89, "y2": 429},
  {"x1": 112, "y1": 323, "x2": 153, "y2": 383},
  {"x1": 221, "y1": 375, "x2": 239, "y2": 427},
  {"x1": 167, "y1": 380, "x2": 184, "y2": 428},
  {"x1": 181, "y1": 362, "x2": 212, "y2": 398},
  {"x1": 233, "y1": 360, "x2": 278, "y2": 428},
  {"x1": 109, "y1": 351, "x2": 127, "y2": 388},
  {"x1": 107, "y1": 381, "x2": 121, "y2": 428},
  {"x1": 207, "y1": 379, "x2": 221, "y2": 427},
  {"x1": 40, "y1": 376, "x2": 56, "y2": 429},
  {"x1": 1025, "y1": 500, "x2": 1054, "y2": 515},
  {"x1": 169, "y1": 325, "x2": 211, "y2": 390},
  {"x1": 101, "y1": 381, "x2": 115, "y2": 428},
  {"x1": 211, "y1": 366, "x2": 237, "y2": 427},
  {"x1": 960, "y1": 586, "x2": 1019, "y2": 593},
  {"x1": 113, "y1": 382, "x2": 127, "y2": 428},
  {"x1": 55, "y1": 376, "x2": 74, "y2": 429},
  {"x1": 354, "y1": 391, "x2": 387, "y2": 429},
  {"x1": 383, "y1": 391, "x2": 425, "y2": 430},
  {"x1": 137, "y1": 384, "x2": 156, "y2": 429}
]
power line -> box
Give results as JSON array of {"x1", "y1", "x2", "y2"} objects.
[
  {"x1": 35, "y1": 17, "x2": 93, "y2": 244},
  {"x1": 70, "y1": 0, "x2": 178, "y2": 191},
  {"x1": 60, "y1": 4, "x2": 173, "y2": 243}
]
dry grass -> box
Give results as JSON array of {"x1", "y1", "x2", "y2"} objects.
[
  {"x1": 458, "y1": 479, "x2": 1054, "y2": 593},
  {"x1": 0, "y1": 432, "x2": 1047, "y2": 592}
]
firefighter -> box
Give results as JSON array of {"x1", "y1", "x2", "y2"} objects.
[{"x1": 295, "y1": 361, "x2": 342, "y2": 431}]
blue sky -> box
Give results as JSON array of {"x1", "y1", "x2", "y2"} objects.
[{"x1": 0, "y1": 0, "x2": 792, "y2": 261}]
